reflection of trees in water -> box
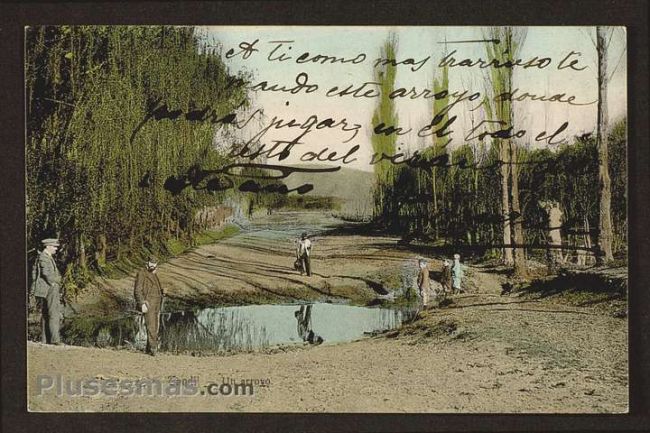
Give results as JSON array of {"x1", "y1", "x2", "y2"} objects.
[
  {"x1": 160, "y1": 309, "x2": 269, "y2": 353},
  {"x1": 378, "y1": 308, "x2": 402, "y2": 330},
  {"x1": 61, "y1": 315, "x2": 140, "y2": 348},
  {"x1": 363, "y1": 308, "x2": 409, "y2": 336}
]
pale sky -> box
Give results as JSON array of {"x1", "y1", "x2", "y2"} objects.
[{"x1": 202, "y1": 26, "x2": 627, "y2": 172}]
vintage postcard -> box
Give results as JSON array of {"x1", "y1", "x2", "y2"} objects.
[{"x1": 25, "y1": 25, "x2": 628, "y2": 413}]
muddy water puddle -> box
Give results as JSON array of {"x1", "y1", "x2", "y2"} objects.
[{"x1": 58, "y1": 303, "x2": 416, "y2": 354}]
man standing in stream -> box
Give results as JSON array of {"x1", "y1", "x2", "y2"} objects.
[{"x1": 134, "y1": 256, "x2": 165, "y2": 356}]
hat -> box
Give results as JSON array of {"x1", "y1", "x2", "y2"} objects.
[
  {"x1": 41, "y1": 238, "x2": 60, "y2": 247},
  {"x1": 301, "y1": 232, "x2": 308, "y2": 239}
]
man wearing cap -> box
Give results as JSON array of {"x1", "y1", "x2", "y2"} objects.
[
  {"x1": 133, "y1": 256, "x2": 165, "y2": 356},
  {"x1": 29, "y1": 238, "x2": 64, "y2": 345}
]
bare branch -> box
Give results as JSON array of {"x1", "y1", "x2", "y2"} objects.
[
  {"x1": 38, "y1": 97, "x2": 75, "y2": 108},
  {"x1": 582, "y1": 28, "x2": 597, "y2": 49},
  {"x1": 608, "y1": 46, "x2": 627, "y2": 81},
  {"x1": 606, "y1": 26, "x2": 615, "y2": 50}
]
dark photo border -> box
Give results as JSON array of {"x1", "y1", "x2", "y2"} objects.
[{"x1": 1, "y1": 1, "x2": 648, "y2": 432}]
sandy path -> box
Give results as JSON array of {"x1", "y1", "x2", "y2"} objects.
[{"x1": 77, "y1": 212, "x2": 414, "y2": 313}]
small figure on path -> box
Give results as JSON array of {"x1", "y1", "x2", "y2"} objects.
[
  {"x1": 134, "y1": 256, "x2": 165, "y2": 356},
  {"x1": 417, "y1": 258, "x2": 431, "y2": 308},
  {"x1": 452, "y1": 253, "x2": 465, "y2": 294},
  {"x1": 29, "y1": 238, "x2": 64, "y2": 345},
  {"x1": 296, "y1": 232, "x2": 312, "y2": 276}
]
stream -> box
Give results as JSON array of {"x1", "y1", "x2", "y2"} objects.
[{"x1": 59, "y1": 302, "x2": 417, "y2": 354}]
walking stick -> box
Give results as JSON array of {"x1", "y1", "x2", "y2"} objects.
[{"x1": 160, "y1": 295, "x2": 166, "y2": 331}]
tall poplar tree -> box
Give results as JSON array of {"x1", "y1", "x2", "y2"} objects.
[
  {"x1": 371, "y1": 33, "x2": 399, "y2": 220},
  {"x1": 595, "y1": 26, "x2": 614, "y2": 263},
  {"x1": 484, "y1": 26, "x2": 528, "y2": 275}
]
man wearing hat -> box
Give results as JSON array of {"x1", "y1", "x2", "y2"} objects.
[
  {"x1": 295, "y1": 232, "x2": 312, "y2": 276},
  {"x1": 441, "y1": 259, "x2": 452, "y2": 295},
  {"x1": 29, "y1": 238, "x2": 64, "y2": 345},
  {"x1": 133, "y1": 256, "x2": 165, "y2": 356}
]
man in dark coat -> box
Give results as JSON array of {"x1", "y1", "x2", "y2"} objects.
[
  {"x1": 134, "y1": 256, "x2": 165, "y2": 356},
  {"x1": 441, "y1": 259, "x2": 452, "y2": 294},
  {"x1": 29, "y1": 238, "x2": 64, "y2": 344}
]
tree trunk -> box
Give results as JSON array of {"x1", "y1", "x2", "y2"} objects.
[
  {"x1": 431, "y1": 167, "x2": 438, "y2": 239},
  {"x1": 500, "y1": 142, "x2": 514, "y2": 265},
  {"x1": 596, "y1": 26, "x2": 614, "y2": 264},
  {"x1": 95, "y1": 233, "x2": 107, "y2": 266},
  {"x1": 78, "y1": 233, "x2": 86, "y2": 269},
  {"x1": 510, "y1": 140, "x2": 527, "y2": 276},
  {"x1": 546, "y1": 202, "x2": 564, "y2": 263}
]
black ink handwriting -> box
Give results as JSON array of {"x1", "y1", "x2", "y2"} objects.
[
  {"x1": 161, "y1": 163, "x2": 340, "y2": 196},
  {"x1": 439, "y1": 49, "x2": 552, "y2": 69}
]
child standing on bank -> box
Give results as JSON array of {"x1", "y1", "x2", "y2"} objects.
[{"x1": 452, "y1": 253, "x2": 465, "y2": 294}]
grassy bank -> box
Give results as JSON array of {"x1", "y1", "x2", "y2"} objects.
[
  {"x1": 63, "y1": 225, "x2": 241, "y2": 299},
  {"x1": 104, "y1": 224, "x2": 240, "y2": 279}
]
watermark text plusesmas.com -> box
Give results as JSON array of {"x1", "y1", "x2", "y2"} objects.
[{"x1": 34, "y1": 374, "x2": 270, "y2": 397}]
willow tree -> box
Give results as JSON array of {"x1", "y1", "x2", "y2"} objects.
[
  {"x1": 371, "y1": 33, "x2": 399, "y2": 221},
  {"x1": 484, "y1": 27, "x2": 528, "y2": 275},
  {"x1": 26, "y1": 26, "x2": 249, "y2": 279},
  {"x1": 595, "y1": 26, "x2": 614, "y2": 264}
]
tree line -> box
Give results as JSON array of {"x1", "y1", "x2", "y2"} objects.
[{"x1": 370, "y1": 28, "x2": 626, "y2": 273}]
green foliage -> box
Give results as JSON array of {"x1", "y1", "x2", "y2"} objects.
[
  {"x1": 608, "y1": 120, "x2": 627, "y2": 252},
  {"x1": 100, "y1": 224, "x2": 241, "y2": 279},
  {"x1": 194, "y1": 225, "x2": 241, "y2": 246},
  {"x1": 165, "y1": 238, "x2": 187, "y2": 256},
  {"x1": 62, "y1": 262, "x2": 93, "y2": 299},
  {"x1": 371, "y1": 33, "x2": 399, "y2": 216},
  {"x1": 382, "y1": 119, "x2": 627, "y2": 259},
  {"x1": 26, "y1": 26, "x2": 251, "y2": 286},
  {"x1": 432, "y1": 58, "x2": 449, "y2": 150},
  {"x1": 483, "y1": 27, "x2": 527, "y2": 130}
]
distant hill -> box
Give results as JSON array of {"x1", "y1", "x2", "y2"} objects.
[{"x1": 282, "y1": 165, "x2": 375, "y2": 218}]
